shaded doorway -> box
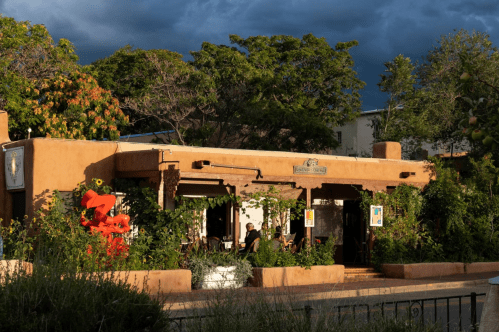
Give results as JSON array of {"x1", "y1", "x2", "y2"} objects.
[
  {"x1": 290, "y1": 208, "x2": 304, "y2": 245},
  {"x1": 342, "y1": 200, "x2": 364, "y2": 264},
  {"x1": 206, "y1": 203, "x2": 227, "y2": 239}
]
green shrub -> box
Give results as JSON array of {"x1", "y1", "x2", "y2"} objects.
[
  {"x1": 188, "y1": 251, "x2": 253, "y2": 285},
  {"x1": 0, "y1": 263, "x2": 170, "y2": 332}
]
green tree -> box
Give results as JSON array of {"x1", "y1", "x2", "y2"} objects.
[
  {"x1": 0, "y1": 15, "x2": 79, "y2": 140},
  {"x1": 0, "y1": 15, "x2": 127, "y2": 141},
  {"x1": 89, "y1": 46, "x2": 209, "y2": 139},
  {"x1": 377, "y1": 29, "x2": 499, "y2": 157},
  {"x1": 30, "y1": 71, "x2": 129, "y2": 140},
  {"x1": 190, "y1": 33, "x2": 365, "y2": 152}
]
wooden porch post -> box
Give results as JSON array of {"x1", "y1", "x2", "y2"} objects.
[
  {"x1": 232, "y1": 186, "x2": 240, "y2": 247},
  {"x1": 305, "y1": 187, "x2": 312, "y2": 242}
]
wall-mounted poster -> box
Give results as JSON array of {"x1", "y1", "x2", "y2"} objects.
[
  {"x1": 370, "y1": 205, "x2": 383, "y2": 227},
  {"x1": 305, "y1": 209, "x2": 315, "y2": 227},
  {"x1": 5, "y1": 146, "x2": 24, "y2": 190}
]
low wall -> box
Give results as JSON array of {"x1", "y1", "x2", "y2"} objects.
[
  {"x1": 383, "y1": 262, "x2": 499, "y2": 279},
  {"x1": 250, "y1": 265, "x2": 344, "y2": 288},
  {"x1": 0, "y1": 260, "x2": 33, "y2": 281},
  {"x1": 465, "y1": 262, "x2": 499, "y2": 274},
  {"x1": 90, "y1": 269, "x2": 192, "y2": 294},
  {"x1": 0, "y1": 261, "x2": 191, "y2": 293}
]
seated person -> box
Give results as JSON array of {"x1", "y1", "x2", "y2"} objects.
[
  {"x1": 274, "y1": 226, "x2": 293, "y2": 247},
  {"x1": 239, "y1": 222, "x2": 260, "y2": 253}
]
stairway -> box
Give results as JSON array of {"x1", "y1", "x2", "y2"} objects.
[{"x1": 343, "y1": 266, "x2": 384, "y2": 283}]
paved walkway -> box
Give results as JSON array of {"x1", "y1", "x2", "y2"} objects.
[{"x1": 161, "y1": 271, "x2": 498, "y2": 311}]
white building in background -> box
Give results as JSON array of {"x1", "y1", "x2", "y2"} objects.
[{"x1": 331, "y1": 109, "x2": 468, "y2": 159}]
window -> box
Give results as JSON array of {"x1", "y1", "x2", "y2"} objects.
[{"x1": 337, "y1": 131, "x2": 342, "y2": 144}]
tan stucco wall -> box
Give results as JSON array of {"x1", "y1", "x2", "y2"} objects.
[
  {"x1": 0, "y1": 136, "x2": 432, "y2": 224},
  {"x1": 31, "y1": 139, "x2": 118, "y2": 215},
  {"x1": 250, "y1": 265, "x2": 345, "y2": 287},
  {"x1": 116, "y1": 143, "x2": 432, "y2": 190},
  {"x1": 0, "y1": 138, "x2": 119, "y2": 222}
]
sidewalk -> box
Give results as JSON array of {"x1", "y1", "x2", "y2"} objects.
[{"x1": 161, "y1": 271, "x2": 498, "y2": 311}]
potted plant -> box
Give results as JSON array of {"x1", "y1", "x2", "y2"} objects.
[{"x1": 188, "y1": 251, "x2": 253, "y2": 290}]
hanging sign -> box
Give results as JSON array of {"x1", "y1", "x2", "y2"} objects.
[
  {"x1": 370, "y1": 205, "x2": 383, "y2": 227},
  {"x1": 304, "y1": 209, "x2": 315, "y2": 227},
  {"x1": 5, "y1": 146, "x2": 24, "y2": 190}
]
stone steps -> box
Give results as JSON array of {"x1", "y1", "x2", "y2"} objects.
[{"x1": 344, "y1": 266, "x2": 384, "y2": 283}]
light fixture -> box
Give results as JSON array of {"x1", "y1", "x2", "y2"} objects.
[{"x1": 27, "y1": 127, "x2": 32, "y2": 139}]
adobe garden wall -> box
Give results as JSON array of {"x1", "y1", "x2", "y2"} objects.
[
  {"x1": 249, "y1": 265, "x2": 345, "y2": 288},
  {"x1": 382, "y1": 262, "x2": 499, "y2": 279}
]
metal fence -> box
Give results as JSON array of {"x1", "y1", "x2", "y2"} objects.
[
  {"x1": 334, "y1": 292, "x2": 486, "y2": 332},
  {"x1": 170, "y1": 292, "x2": 487, "y2": 332}
]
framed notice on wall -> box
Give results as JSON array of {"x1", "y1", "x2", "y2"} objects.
[
  {"x1": 5, "y1": 146, "x2": 24, "y2": 190},
  {"x1": 304, "y1": 209, "x2": 315, "y2": 227},
  {"x1": 370, "y1": 205, "x2": 383, "y2": 227}
]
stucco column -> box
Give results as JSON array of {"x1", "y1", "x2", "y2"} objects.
[
  {"x1": 157, "y1": 171, "x2": 165, "y2": 209},
  {"x1": 232, "y1": 186, "x2": 240, "y2": 247},
  {"x1": 305, "y1": 187, "x2": 312, "y2": 242}
]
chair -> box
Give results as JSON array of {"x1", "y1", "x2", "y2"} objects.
[
  {"x1": 201, "y1": 236, "x2": 208, "y2": 251},
  {"x1": 207, "y1": 236, "x2": 221, "y2": 252},
  {"x1": 272, "y1": 239, "x2": 282, "y2": 251},
  {"x1": 291, "y1": 238, "x2": 305, "y2": 254},
  {"x1": 285, "y1": 233, "x2": 296, "y2": 242},
  {"x1": 248, "y1": 238, "x2": 260, "y2": 253}
]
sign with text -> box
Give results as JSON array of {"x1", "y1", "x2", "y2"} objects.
[
  {"x1": 293, "y1": 158, "x2": 327, "y2": 175},
  {"x1": 305, "y1": 209, "x2": 315, "y2": 227},
  {"x1": 370, "y1": 205, "x2": 383, "y2": 227}
]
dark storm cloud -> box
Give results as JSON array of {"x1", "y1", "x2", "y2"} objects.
[
  {"x1": 4, "y1": 0, "x2": 499, "y2": 110},
  {"x1": 447, "y1": 0, "x2": 499, "y2": 16}
]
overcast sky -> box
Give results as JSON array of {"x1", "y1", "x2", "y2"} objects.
[{"x1": 2, "y1": 0, "x2": 498, "y2": 110}]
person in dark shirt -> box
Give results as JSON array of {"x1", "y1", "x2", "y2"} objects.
[{"x1": 240, "y1": 223, "x2": 260, "y2": 253}]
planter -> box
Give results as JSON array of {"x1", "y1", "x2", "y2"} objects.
[
  {"x1": 195, "y1": 266, "x2": 244, "y2": 290},
  {"x1": 0, "y1": 260, "x2": 33, "y2": 282},
  {"x1": 382, "y1": 263, "x2": 464, "y2": 279},
  {"x1": 465, "y1": 262, "x2": 499, "y2": 274},
  {"x1": 249, "y1": 265, "x2": 344, "y2": 288},
  {"x1": 88, "y1": 269, "x2": 192, "y2": 294}
]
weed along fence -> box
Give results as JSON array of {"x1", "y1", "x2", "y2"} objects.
[{"x1": 169, "y1": 292, "x2": 486, "y2": 332}]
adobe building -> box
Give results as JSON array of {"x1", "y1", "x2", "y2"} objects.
[{"x1": 0, "y1": 111, "x2": 432, "y2": 264}]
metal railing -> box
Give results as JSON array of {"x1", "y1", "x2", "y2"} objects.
[
  {"x1": 170, "y1": 292, "x2": 486, "y2": 332},
  {"x1": 334, "y1": 292, "x2": 486, "y2": 332}
]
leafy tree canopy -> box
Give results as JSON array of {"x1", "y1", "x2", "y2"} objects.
[
  {"x1": 88, "y1": 46, "x2": 199, "y2": 137},
  {"x1": 190, "y1": 34, "x2": 365, "y2": 152},
  {"x1": 30, "y1": 71, "x2": 128, "y2": 140},
  {"x1": 375, "y1": 29, "x2": 499, "y2": 158},
  {"x1": 0, "y1": 15, "x2": 127, "y2": 141}
]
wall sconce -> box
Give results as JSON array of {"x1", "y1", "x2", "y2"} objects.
[{"x1": 27, "y1": 128, "x2": 32, "y2": 139}]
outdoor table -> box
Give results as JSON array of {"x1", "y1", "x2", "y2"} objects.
[{"x1": 222, "y1": 241, "x2": 232, "y2": 250}]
